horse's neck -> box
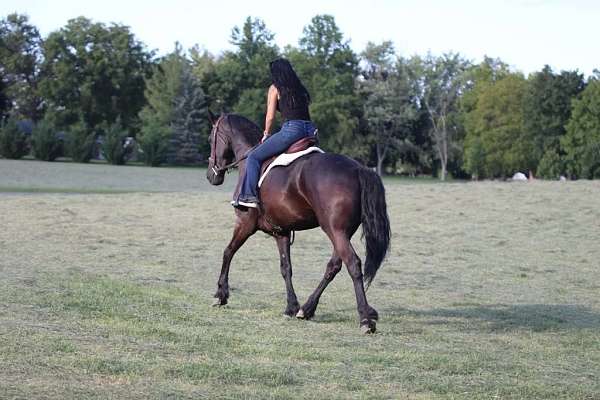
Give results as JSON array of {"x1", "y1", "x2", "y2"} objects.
[
  {"x1": 231, "y1": 135, "x2": 258, "y2": 161},
  {"x1": 230, "y1": 132, "x2": 259, "y2": 201}
]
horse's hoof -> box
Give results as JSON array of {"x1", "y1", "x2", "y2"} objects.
[
  {"x1": 296, "y1": 309, "x2": 305, "y2": 319},
  {"x1": 212, "y1": 298, "x2": 226, "y2": 307},
  {"x1": 360, "y1": 320, "x2": 376, "y2": 334}
]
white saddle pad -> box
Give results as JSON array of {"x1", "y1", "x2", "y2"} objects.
[{"x1": 258, "y1": 147, "x2": 324, "y2": 187}]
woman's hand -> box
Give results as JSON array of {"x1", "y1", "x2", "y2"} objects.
[{"x1": 261, "y1": 132, "x2": 269, "y2": 143}]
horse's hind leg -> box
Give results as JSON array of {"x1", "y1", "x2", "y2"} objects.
[
  {"x1": 296, "y1": 251, "x2": 342, "y2": 320},
  {"x1": 213, "y1": 215, "x2": 256, "y2": 306},
  {"x1": 275, "y1": 234, "x2": 300, "y2": 316},
  {"x1": 333, "y1": 233, "x2": 378, "y2": 333}
]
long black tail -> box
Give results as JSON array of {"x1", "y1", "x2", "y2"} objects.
[{"x1": 358, "y1": 167, "x2": 391, "y2": 287}]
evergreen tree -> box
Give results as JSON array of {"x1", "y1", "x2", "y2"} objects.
[
  {"x1": 65, "y1": 117, "x2": 95, "y2": 163},
  {"x1": 0, "y1": 115, "x2": 29, "y2": 159},
  {"x1": 170, "y1": 64, "x2": 207, "y2": 164},
  {"x1": 522, "y1": 65, "x2": 585, "y2": 176},
  {"x1": 31, "y1": 115, "x2": 63, "y2": 161},
  {"x1": 101, "y1": 118, "x2": 129, "y2": 165},
  {"x1": 138, "y1": 46, "x2": 183, "y2": 166},
  {"x1": 139, "y1": 44, "x2": 207, "y2": 165},
  {"x1": 562, "y1": 79, "x2": 600, "y2": 178}
]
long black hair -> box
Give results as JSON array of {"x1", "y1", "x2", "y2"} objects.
[{"x1": 270, "y1": 58, "x2": 311, "y2": 108}]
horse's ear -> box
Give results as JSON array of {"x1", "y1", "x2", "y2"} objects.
[{"x1": 208, "y1": 109, "x2": 217, "y2": 125}]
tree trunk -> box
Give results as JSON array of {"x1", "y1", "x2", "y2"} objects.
[
  {"x1": 376, "y1": 142, "x2": 387, "y2": 176},
  {"x1": 377, "y1": 156, "x2": 384, "y2": 176},
  {"x1": 439, "y1": 118, "x2": 448, "y2": 181}
]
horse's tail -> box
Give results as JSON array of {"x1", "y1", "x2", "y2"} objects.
[{"x1": 358, "y1": 167, "x2": 391, "y2": 288}]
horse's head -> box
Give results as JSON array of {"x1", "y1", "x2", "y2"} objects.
[{"x1": 206, "y1": 110, "x2": 234, "y2": 185}]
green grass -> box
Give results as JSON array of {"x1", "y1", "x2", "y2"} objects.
[
  {"x1": 0, "y1": 185, "x2": 138, "y2": 194},
  {"x1": 1, "y1": 166, "x2": 599, "y2": 399}
]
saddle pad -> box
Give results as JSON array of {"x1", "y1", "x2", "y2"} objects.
[{"x1": 258, "y1": 147, "x2": 324, "y2": 188}]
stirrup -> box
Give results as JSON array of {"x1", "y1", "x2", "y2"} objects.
[{"x1": 237, "y1": 200, "x2": 259, "y2": 209}]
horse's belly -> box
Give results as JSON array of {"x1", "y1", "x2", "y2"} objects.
[
  {"x1": 261, "y1": 193, "x2": 319, "y2": 231},
  {"x1": 260, "y1": 169, "x2": 319, "y2": 231}
]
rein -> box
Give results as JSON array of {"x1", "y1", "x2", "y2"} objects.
[{"x1": 209, "y1": 115, "x2": 256, "y2": 175}]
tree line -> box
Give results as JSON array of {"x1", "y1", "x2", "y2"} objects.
[{"x1": 1, "y1": 13, "x2": 599, "y2": 179}]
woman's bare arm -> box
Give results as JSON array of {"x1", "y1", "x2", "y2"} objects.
[{"x1": 264, "y1": 84, "x2": 278, "y2": 136}]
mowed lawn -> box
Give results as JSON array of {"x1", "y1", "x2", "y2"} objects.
[{"x1": 1, "y1": 159, "x2": 599, "y2": 399}]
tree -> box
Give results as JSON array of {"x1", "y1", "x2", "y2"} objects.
[
  {"x1": 31, "y1": 115, "x2": 63, "y2": 161},
  {"x1": 290, "y1": 15, "x2": 360, "y2": 155},
  {"x1": 463, "y1": 73, "x2": 530, "y2": 178},
  {"x1": 65, "y1": 117, "x2": 95, "y2": 163},
  {"x1": 138, "y1": 117, "x2": 169, "y2": 167},
  {"x1": 299, "y1": 14, "x2": 353, "y2": 71},
  {"x1": 139, "y1": 43, "x2": 208, "y2": 165},
  {"x1": 0, "y1": 77, "x2": 10, "y2": 120},
  {"x1": 462, "y1": 57, "x2": 511, "y2": 179},
  {"x1": 0, "y1": 13, "x2": 43, "y2": 121},
  {"x1": 562, "y1": 79, "x2": 600, "y2": 179},
  {"x1": 138, "y1": 46, "x2": 184, "y2": 166},
  {"x1": 461, "y1": 57, "x2": 511, "y2": 128},
  {"x1": 39, "y1": 17, "x2": 152, "y2": 131},
  {"x1": 0, "y1": 115, "x2": 29, "y2": 159},
  {"x1": 411, "y1": 53, "x2": 470, "y2": 180},
  {"x1": 101, "y1": 118, "x2": 129, "y2": 165},
  {"x1": 359, "y1": 42, "x2": 417, "y2": 175},
  {"x1": 170, "y1": 64, "x2": 207, "y2": 164},
  {"x1": 522, "y1": 65, "x2": 585, "y2": 176},
  {"x1": 199, "y1": 17, "x2": 278, "y2": 126}
]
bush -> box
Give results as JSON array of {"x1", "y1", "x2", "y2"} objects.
[
  {"x1": 65, "y1": 120, "x2": 95, "y2": 163},
  {"x1": 138, "y1": 118, "x2": 169, "y2": 167},
  {"x1": 581, "y1": 141, "x2": 600, "y2": 179},
  {"x1": 101, "y1": 120, "x2": 129, "y2": 165},
  {"x1": 32, "y1": 118, "x2": 63, "y2": 161},
  {"x1": 0, "y1": 116, "x2": 29, "y2": 159},
  {"x1": 537, "y1": 149, "x2": 564, "y2": 179}
]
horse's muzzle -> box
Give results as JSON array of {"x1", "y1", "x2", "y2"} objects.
[{"x1": 206, "y1": 165, "x2": 225, "y2": 185}]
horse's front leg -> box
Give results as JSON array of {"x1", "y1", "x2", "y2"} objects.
[
  {"x1": 213, "y1": 214, "x2": 256, "y2": 306},
  {"x1": 275, "y1": 233, "x2": 300, "y2": 316}
]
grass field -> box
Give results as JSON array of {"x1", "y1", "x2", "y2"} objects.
[{"x1": 1, "y1": 159, "x2": 599, "y2": 399}]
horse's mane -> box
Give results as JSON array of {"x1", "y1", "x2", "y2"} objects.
[{"x1": 225, "y1": 114, "x2": 262, "y2": 146}]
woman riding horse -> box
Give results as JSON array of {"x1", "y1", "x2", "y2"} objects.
[
  {"x1": 206, "y1": 60, "x2": 390, "y2": 334},
  {"x1": 233, "y1": 58, "x2": 317, "y2": 209}
]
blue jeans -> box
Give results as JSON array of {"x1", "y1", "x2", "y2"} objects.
[{"x1": 239, "y1": 120, "x2": 316, "y2": 202}]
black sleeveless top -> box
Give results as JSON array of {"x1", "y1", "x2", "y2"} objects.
[{"x1": 276, "y1": 90, "x2": 311, "y2": 122}]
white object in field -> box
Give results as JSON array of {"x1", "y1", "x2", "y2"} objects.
[
  {"x1": 512, "y1": 172, "x2": 528, "y2": 181},
  {"x1": 559, "y1": 175, "x2": 567, "y2": 181},
  {"x1": 258, "y1": 147, "x2": 324, "y2": 187}
]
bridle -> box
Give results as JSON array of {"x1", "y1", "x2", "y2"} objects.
[{"x1": 208, "y1": 115, "x2": 255, "y2": 176}]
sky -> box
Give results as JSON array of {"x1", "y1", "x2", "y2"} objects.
[{"x1": 2, "y1": 0, "x2": 599, "y2": 76}]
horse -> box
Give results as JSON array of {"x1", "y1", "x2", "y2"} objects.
[{"x1": 206, "y1": 112, "x2": 391, "y2": 333}]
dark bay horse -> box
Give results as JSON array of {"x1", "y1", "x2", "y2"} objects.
[{"x1": 206, "y1": 113, "x2": 390, "y2": 333}]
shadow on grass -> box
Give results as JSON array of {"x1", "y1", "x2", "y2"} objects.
[{"x1": 384, "y1": 303, "x2": 600, "y2": 332}]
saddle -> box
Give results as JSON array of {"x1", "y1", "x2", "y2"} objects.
[
  {"x1": 285, "y1": 135, "x2": 318, "y2": 154},
  {"x1": 260, "y1": 135, "x2": 319, "y2": 175},
  {"x1": 232, "y1": 135, "x2": 322, "y2": 210}
]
